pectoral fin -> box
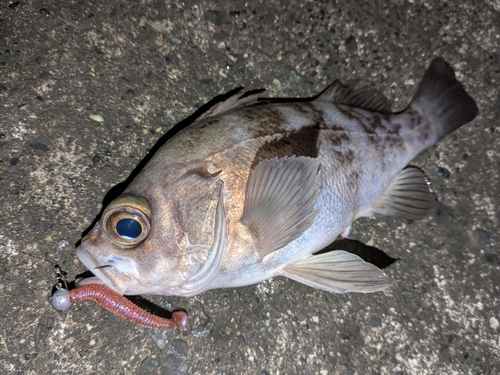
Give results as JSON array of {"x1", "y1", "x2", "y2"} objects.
[
  {"x1": 369, "y1": 167, "x2": 436, "y2": 220},
  {"x1": 241, "y1": 156, "x2": 320, "y2": 259},
  {"x1": 281, "y1": 250, "x2": 395, "y2": 293}
]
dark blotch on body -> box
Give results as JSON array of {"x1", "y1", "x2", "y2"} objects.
[{"x1": 251, "y1": 125, "x2": 320, "y2": 169}]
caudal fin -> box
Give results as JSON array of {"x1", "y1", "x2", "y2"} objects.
[{"x1": 411, "y1": 58, "x2": 478, "y2": 140}]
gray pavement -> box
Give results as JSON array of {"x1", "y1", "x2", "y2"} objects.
[{"x1": 1, "y1": 1, "x2": 499, "y2": 374}]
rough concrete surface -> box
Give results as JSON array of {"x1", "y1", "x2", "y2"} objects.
[{"x1": 1, "y1": 1, "x2": 499, "y2": 374}]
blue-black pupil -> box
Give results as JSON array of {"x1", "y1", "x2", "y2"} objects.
[{"x1": 116, "y1": 218, "x2": 142, "y2": 239}]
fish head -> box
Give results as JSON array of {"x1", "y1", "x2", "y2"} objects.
[{"x1": 76, "y1": 165, "x2": 226, "y2": 296}]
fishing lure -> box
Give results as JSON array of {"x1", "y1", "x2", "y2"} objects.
[{"x1": 50, "y1": 267, "x2": 187, "y2": 330}]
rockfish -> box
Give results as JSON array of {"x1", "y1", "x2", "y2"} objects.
[{"x1": 76, "y1": 58, "x2": 478, "y2": 298}]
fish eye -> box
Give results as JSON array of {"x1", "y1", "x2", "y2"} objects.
[
  {"x1": 101, "y1": 194, "x2": 151, "y2": 248},
  {"x1": 116, "y1": 218, "x2": 143, "y2": 239}
]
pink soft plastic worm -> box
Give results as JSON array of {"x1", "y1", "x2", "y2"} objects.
[{"x1": 60, "y1": 284, "x2": 188, "y2": 330}]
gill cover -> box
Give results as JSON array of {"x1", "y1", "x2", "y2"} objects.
[
  {"x1": 101, "y1": 194, "x2": 152, "y2": 248},
  {"x1": 176, "y1": 187, "x2": 228, "y2": 296}
]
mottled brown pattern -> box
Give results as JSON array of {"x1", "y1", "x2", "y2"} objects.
[
  {"x1": 294, "y1": 102, "x2": 327, "y2": 129},
  {"x1": 240, "y1": 107, "x2": 288, "y2": 138},
  {"x1": 330, "y1": 148, "x2": 356, "y2": 166},
  {"x1": 294, "y1": 103, "x2": 355, "y2": 151},
  {"x1": 247, "y1": 100, "x2": 361, "y2": 169},
  {"x1": 323, "y1": 126, "x2": 350, "y2": 147},
  {"x1": 370, "y1": 114, "x2": 387, "y2": 132},
  {"x1": 336, "y1": 105, "x2": 377, "y2": 139},
  {"x1": 251, "y1": 125, "x2": 320, "y2": 169},
  {"x1": 336, "y1": 105, "x2": 409, "y2": 154}
]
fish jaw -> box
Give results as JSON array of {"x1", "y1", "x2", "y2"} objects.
[
  {"x1": 75, "y1": 224, "x2": 164, "y2": 296},
  {"x1": 76, "y1": 243, "x2": 128, "y2": 295}
]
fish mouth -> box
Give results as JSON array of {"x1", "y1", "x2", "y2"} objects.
[
  {"x1": 75, "y1": 245, "x2": 130, "y2": 295},
  {"x1": 75, "y1": 233, "x2": 164, "y2": 295}
]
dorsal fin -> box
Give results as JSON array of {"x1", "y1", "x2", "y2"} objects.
[
  {"x1": 315, "y1": 79, "x2": 392, "y2": 114},
  {"x1": 194, "y1": 89, "x2": 266, "y2": 123}
]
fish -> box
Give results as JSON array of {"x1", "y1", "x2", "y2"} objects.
[{"x1": 75, "y1": 58, "x2": 478, "y2": 299}]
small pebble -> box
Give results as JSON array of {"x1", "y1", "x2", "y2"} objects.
[
  {"x1": 433, "y1": 202, "x2": 453, "y2": 226},
  {"x1": 227, "y1": 52, "x2": 239, "y2": 62},
  {"x1": 436, "y1": 167, "x2": 450, "y2": 178},
  {"x1": 92, "y1": 154, "x2": 102, "y2": 165},
  {"x1": 345, "y1": 35, "x2": 357, "y2": 53},
  {"x1": 89, "y1": 113, "x2": 104, "y2": 123},
  {"x1": 161, "y1": 339, "x2": 188, "y2": 375},
  {"x1": 199, "y1": 78, "x2": 213, "y2": 87},
  {"x1": 31, "y1": 137, "x2": 51, "y2": 152},
  {"x1": 190, "y1": 310, "x2": 213, "y2": 338},
  {"x1": 119, "y1": 77, "x2": 130, "y2": 85},
  {"x1": 140, "y1": 357, "x2": 159, "y2": 373},
  {"x1": 484, "y1": 253, "x2": 500, "y2": 265},
  {"x1": 236, "y1": 335, "x2": 246, "y2": 345},
  {"x1": 58, "y1": 240, "x2": 70, "y2": 249},
  {"x1": 61, "y1": 7, "x2": 71, "y2": 16},
  {"x1": 473, "y1": 229, "x2": 490, "y2": 246}
]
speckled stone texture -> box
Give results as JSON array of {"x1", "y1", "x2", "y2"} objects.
[{"x1": 0, "y1": 1, "x2": 499, "y2": 374}]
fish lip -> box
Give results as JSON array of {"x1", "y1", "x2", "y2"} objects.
[
  {"x1": 74, "y1": 275, "x2": 104, "y2": 287},
  {"x1": 75, "y1": 244, "x2": 128, "y2": 295}
]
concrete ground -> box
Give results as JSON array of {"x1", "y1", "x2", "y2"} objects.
[{"x1": 1, "y1": 1, "x2": 499, "y2": 374}]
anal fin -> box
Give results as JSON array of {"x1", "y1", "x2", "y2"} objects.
[
  {"x1": 281, "y1": 250, "x2": 395, "y2": 293},
  {"x1": 241, "y1": 156, "x2": 320, "y2": 258},
  {"x1": 370, "y1": 167, "x2": 436, "y2": 220}
]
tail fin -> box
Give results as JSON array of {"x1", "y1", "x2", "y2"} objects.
[{"x1": 410, "y1": 57, "x2": 478, "y2": 140}]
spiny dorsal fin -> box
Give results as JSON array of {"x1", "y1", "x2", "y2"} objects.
[
  {"x1": 281, "y1": 250, "x2": 395, "y2": 293},
  {"x1": 369, "y1": 167, "x2": 436, "y2": 220},
  {"x1": 241, "y1": 156, "x2": 320, "y2": 259},
  {"x1": 194, "y1": 89, "x2": 266, "y2": 123},
  {"x1": 315, "y1": 79, "x2": 392, "y2": 114}
]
